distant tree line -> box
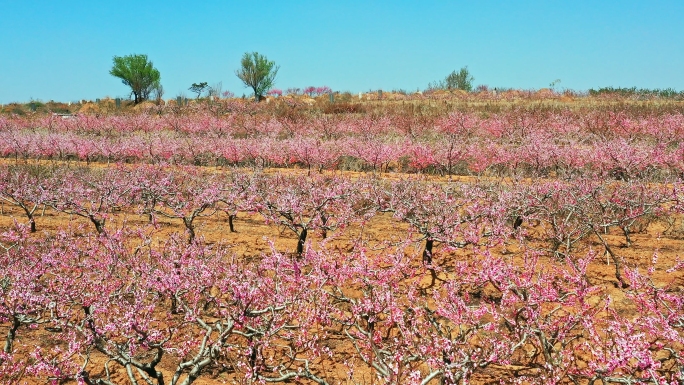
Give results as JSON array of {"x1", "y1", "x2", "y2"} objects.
[
  {"x1": 588, "y1": 86, "x2": 684, "y2": 99},
  {"x1": 107, "y1": 53, "x2": 683, "y2": 105}
]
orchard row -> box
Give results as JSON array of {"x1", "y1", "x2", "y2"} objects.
[
  {"x1": 5, "y1": 103, "x2": 684, "y2": 139},
  {"x1": 1, "y1": 164, "x2": 679, "y2": 255},
  {"x1": 1, "y1": 163, "x2": 683, "y2": 384},
  {"x1": 2, "y1": 107, "x2": 684, "y2": 178}
]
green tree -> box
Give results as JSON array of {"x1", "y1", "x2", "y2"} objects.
[
  {"x1": 235, "y1": 52, "x2": 279, "y2": 101},
  {"x1": 445, "y1": 67, "x2": 474, "y2": 92},
  {"x1": 427, "y1": 66, "x2": 474, "y2": 92},
  {"x1": 109, "y1": 54, "x2": 161, "y2": 104},
  {"x1": 189, "y1": 82, "x2": 209, "y2": 99}
]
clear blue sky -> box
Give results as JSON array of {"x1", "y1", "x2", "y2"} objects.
[{"x1": 1, "y1": 1, "x2": 682, "y2": 104}]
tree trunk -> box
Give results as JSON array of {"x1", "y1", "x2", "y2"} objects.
[
  {"x1": 296, "y1": 228, "x2": 308, "y2": 256},
  {"x1": 183, "y1": 217, "x2": 196, "y2": 243},
  {"x1": 321, "y1": 214, "x2": 328, "y2": 239},
  {"x1": 4, "y1": 316, "x2": 20, "y2": 354},
  {"x1": 21, "y1": 205, "x2": 36, "y2": 232},
  {"x1": 621, "y1": 226, "x2": 632, "y2": 247},
  {"x1": 422, "y1": 239, "x2": 434, "y2": 265},
  {"x1": 513, "y1": 216, "x2": 523, "y2": 230},
  {"x1": 171, "y1": 295, "x2": 179, "y2": 314},
  {"x1": 89, "y1": 215, "x2": 106, "y2": 235},
  {"x1": 228, "y1": 214, "x2": 236, "y2": 233},
  {"x1": 593, "y1": 228, "x2": 629, "y2": 288},
  {"x1": 422, "y1": 238, "x2": 439, "y2": 287}
]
